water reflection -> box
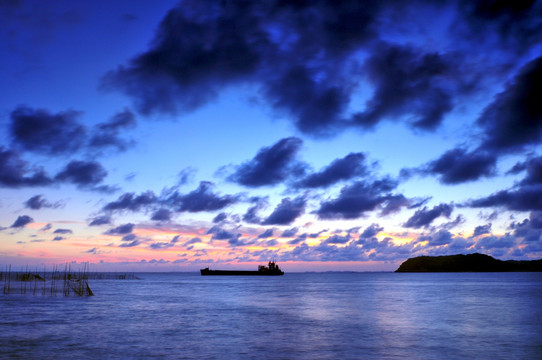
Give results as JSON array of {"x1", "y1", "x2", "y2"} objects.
[{"x1": 1, "y1": 272, "x2": 541, "y2": 359}]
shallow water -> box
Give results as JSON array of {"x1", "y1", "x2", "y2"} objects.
[{"x1": 1, "y1": 272, "x2": 541, "y2": 359}]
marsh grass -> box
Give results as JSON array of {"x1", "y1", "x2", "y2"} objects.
[{"x1": 1, "y1": 263, "x2": 136, "y2": 297}]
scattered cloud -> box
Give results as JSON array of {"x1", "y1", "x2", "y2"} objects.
[
  {"x1": 473, "y1": 223, "x2": 492, "y2": 237},
  {"x1": 167, "y1": 181, "x2": 238, "y2": 212},
  {"x1": 478, "y1": 57, "x2": 542, "y2": 153},
  {"x1": 351, "y1": 42, "x2": 463, "y2": 131},
  {"x1": 88, "y1": 108, "x2": 137, "y2": 152},
  {"x1": 467, "y1": 161, "x2": 542, "y2": 212},
  {"x1": 88, "y1": 215, "x2": 112, "y2": 226},
  {"x1": 11, "y1": 215, "x2": 33, "y2": 228},
  {"x1": 53, "y1": 228, "x2": 73, "y2": 234},
  {"x1": 151, "y1": 208, "x2": 172, "y2": 221},
  {"x1": 212, "y1": 212, "x2": 228, "y2": 224},
  {"x1": 105, "y1": 223, "x2": 135, "y2": 235},
  {"x1": 9, "y1": 105, "x2": 86, "y2": 155},
  {"x1": 24, "y1": 195, "x2": 61, "y2": 210},
  {"x1": 359, "y1": 223, "x2": 384, "y2": 240},
  {"x1": 103, "y1": 191, "x2": 157, "y2": 212},
  {"x1": 281, "y1": 227, "x2": 298, "y2": 238},
  {"x1": 228, "y1": 137, "x2": 305, "y2": 187},
  {"x1": 404, "y1": 203, "x2": 454, "y2": 229},
  {"x1": 420, "y1": 148, "x2": 497, "y2": 184},
  {"x1": 55, "y1": 160, "x2": 108, "y2": 187},
  {"x1": 257, "y1": 229, "x2": 274, "y2": 239},
  {"x1": 316, "y1": 178, "x2": 399, "y2": 220},
  {"x1": 262, "y1": 196, "x2": 306, "y2": 225},
  {"x1": 295, "y1": 152, "x2": 369, "y2": 188},
  {"x1": 0, "y1": 146, "x2": 52, "y2": 187}
]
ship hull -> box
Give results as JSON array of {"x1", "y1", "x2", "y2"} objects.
[{"x1": 200, "y1": 269, "x2": 283, "y2": 276}]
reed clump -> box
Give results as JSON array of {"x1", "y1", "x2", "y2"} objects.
[
  {"x1": 1, "y1": 264, "x2": 139, "y2": 296},
  {"x1": 1, "y1": 263, "x2": 94, "y2": 296}
]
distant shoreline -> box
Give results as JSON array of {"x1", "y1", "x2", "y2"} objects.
[{"x1": 395, "y1": 253, "x2": 542, "y2": 272}]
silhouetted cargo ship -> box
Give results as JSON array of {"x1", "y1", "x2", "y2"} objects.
[{"x1": 200, "y1": 261, "x2": 284, "y2": 276}]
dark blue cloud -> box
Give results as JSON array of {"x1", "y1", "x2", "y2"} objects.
[
  {"x1": 379, "y1": 194, "x2": 411, "y2": 216},
  {"x1": 177, "y1": 167, "x2": 196, "y2": 186},
  {"x1": 456, "y1": 0, "x2": 542, "y2": 54},
  {"x1": 289, "y1": 233, "x2": 307, "y2": 245},
  {"x1": 295, "y1": 152, "x2": 369, "y2": 188},
  {"x1": 212, "y1": 212, "x2": 228, "y2": 223},
  {"x1": 473, "y1": 223, "x2": 492, "y2": 237},
  {"x1": 100, "y1": 183, "x2": 238, "y2": 217},
  {"x1": 102, "y1": 0, "x2": 540, "y2": 139},
  {"x1": 103, "y1": 191, "x2": 157, "y2": 212},
  {"x1": 351, "y1": 42, "x2": 461, "y2": 131},
  {"x1": 417, "y1": 230, "x2": 453, "y2": 246},
  {"x1": 167, "y1": 181, "x2": 238, "y2": 212},
  {"x1": 323, "y1": 234, "x2": 351, "y2": 245},
  {"x1": 422, "y1": 148, "x2": 497, "y2": 184},
  {"x1": 53, "y1": 229, "x2": 72, "y2": 234},
  {"x1": 10, "y1": 215, "x2": 33, "y2": 228},
  {"x1": 466, "y1": 155, "x2": 542, "y2": 212},
  {"x1": 404, "y1": 203, "x2": 453, "y2": 229},
  {"x1": 474, "y1": 234, "x2": 516, "y2": 251},
  {"x1": 264, "y1": 65, "x2": 352, "y2": 135},
  {"x1": 184, "y1": 237, "x2": 201, "y2": 246},
  {"x1": 89, "y1": 108, "x2": 137, "y2": 152},
  {"x1": 52, "y1": 236, "x2": 65, "y2": 241},
  {"x1": 105, "y1": 0, "x2": 376, "y2": 135},
  {"x1": 9, "y1": 105, "x2": 137, "y2": 156},
  {"x1": 229, "y1": 137, "x2": 304, "y2": 187},
  {"x1": 242, "y1": 197, "x2": 268, "y2": 224},
  {"x1": 151, "y1": 208, "x2": 172, "y2": 221},
  {"x1": 469, "y1": 185, "x2": 542, "y2": 212},
  {"x1": 262, "y1": 196, "x2": 306, "y2": 225},
  {"x1": 98, "y1": 108, "x2": 136, "y2": 131},
  {"x1": 105, "y1": 223, "x2": 135, "y2": 235},
  {"x1": 316, "y1": 178, "x2": 398, "y2": 220},
  {"x1": 55, "y1": 160, "x2": 107, "y2": 186},
  {"x1": 281, "y1": 227, "x2": 298, "y2": 237},
  {"x1": 359, "y1": 223, "x2": 383, "y2": 240},
  {"x1": 478, "y1": 56, "x2": 542, "y2": 153},
  {"x1": 9, "y1": 105, "x2": 86, "y2": 155},
  {"x1": 121, "y1": 233, "x2": 137, "y2": 242},
  {"x1": 150, "y1": 235, "x2": 179, "y2": 249},
  {"x1": 119, "y1": 239, "x2": 140, "y2": 247},
  {"x1": 24, "y1": 195, "x2": 59, "y2": 210},
  {"x1": 510, "y1": 212, "x2": 542, "y2": 242},
  {"x1": 85, "y1": 248, "x2": 99, "y2": 254},
  {"x1": 519, "y1": 156, "x2": 542, "y2": 185},
  {"x1": 206, "y1": 226, "x2": 238, "y2": 241},
  {"x1": 257, "y1": 229, "x2": 274, "y2": 239},
  {"x1": 440, "y1": 215, "x2": 466, "y2": 231},
  {"x1": 88, "y1": 215, "x2": 112, "y2": 226},
  {"x1": 1, "y1": 148, "x2": 114, "y2": 191},
  {"x1": 0, "y1": 147, "x2": 52, "y2": 187},
  {"x1": 529, "y1": 212, "x2": 542, "y2": 229}
]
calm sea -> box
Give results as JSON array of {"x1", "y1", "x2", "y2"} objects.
[{"x1": 1, "y1": 272, "x2": 541, "y2": 359}]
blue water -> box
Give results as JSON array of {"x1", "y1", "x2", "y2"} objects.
[{"x1": 1, "y1": 272, "x2": 542, "y2": 359}]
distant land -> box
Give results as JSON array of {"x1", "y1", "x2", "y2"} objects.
[{"x1": 395, "y1": 253, "x2": 542, "y2": 272}]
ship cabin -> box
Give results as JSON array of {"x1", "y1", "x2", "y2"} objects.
[{"x1": 258, "y1": 261, "x2": 281, "y2": 272}]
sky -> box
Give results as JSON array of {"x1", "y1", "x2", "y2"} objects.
[{"x1": 1, "y1": 0, "x2": 541, "y2": 272}]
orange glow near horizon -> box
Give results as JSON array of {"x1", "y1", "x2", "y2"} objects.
[
  {"x1": 379, "y1": 231, "x2": 417, "y2": 245},
  {"x1": 1, "y1": 220, "x2": 513, "y2": 271}
]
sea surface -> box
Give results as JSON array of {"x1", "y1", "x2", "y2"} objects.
[{"x1": 1, "y1": 272, "x2": 542, "y2": 359}]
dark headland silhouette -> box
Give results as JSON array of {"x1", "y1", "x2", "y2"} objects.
[{"x1": 395, "y1": 253, "x2": 542, "y2": 272}]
